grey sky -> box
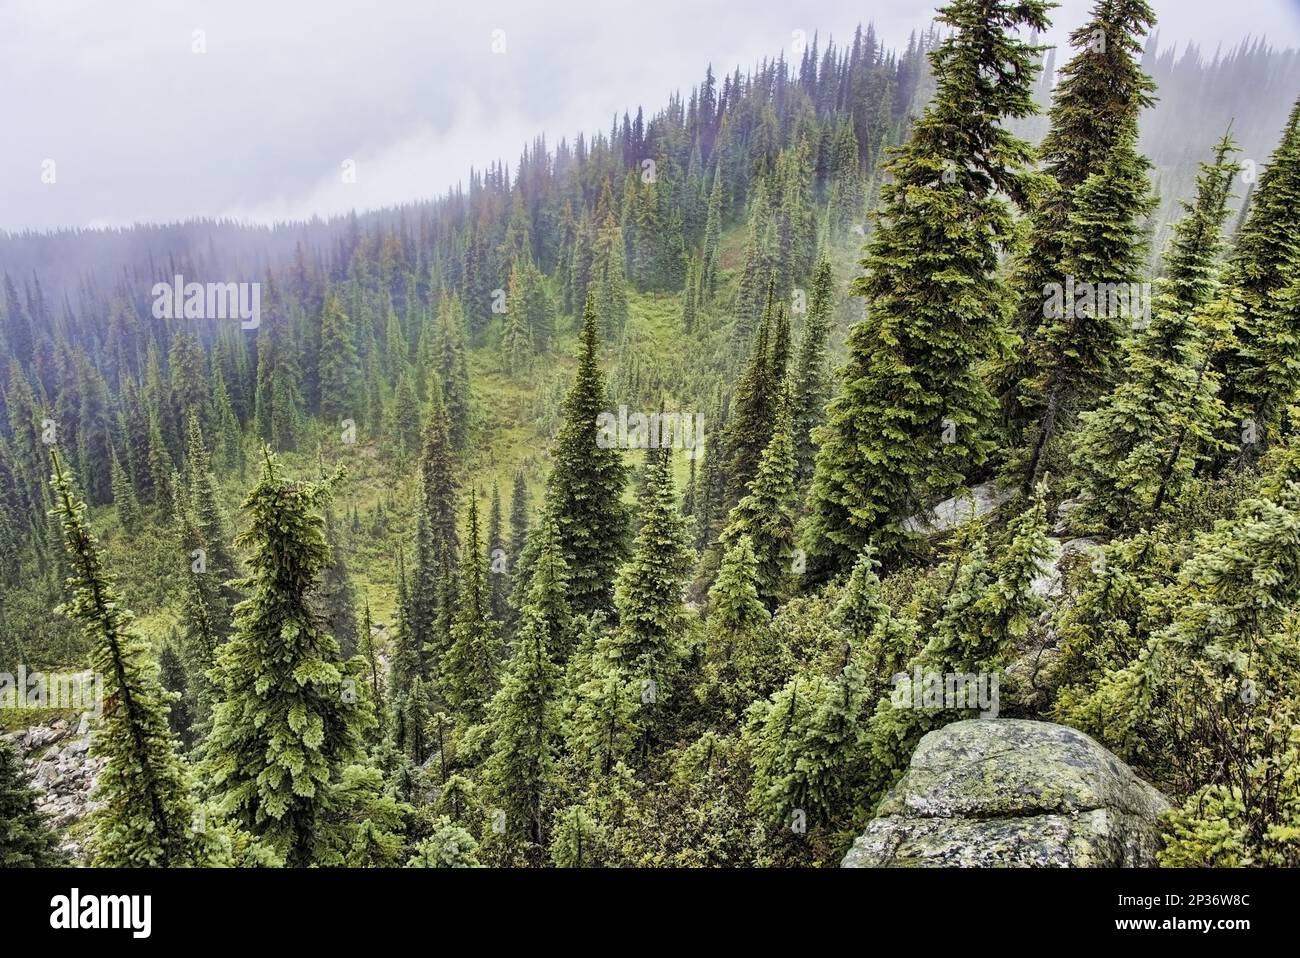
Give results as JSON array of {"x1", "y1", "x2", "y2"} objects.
[{"x1": 3, "y1": 0, "x2": 1297, "y2": 232}]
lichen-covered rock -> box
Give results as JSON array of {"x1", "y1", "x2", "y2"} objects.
[{"x1": 842, "y1": 720, "x2": 1169, "y2": 868}]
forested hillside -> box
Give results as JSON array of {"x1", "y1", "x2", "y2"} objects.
[{"x1": 3, "y1": 0, "x2": 1300, "y2": 870}]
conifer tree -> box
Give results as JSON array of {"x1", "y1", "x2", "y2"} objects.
[
  {"x1": 1000, "y1": 0, "x2": 1157, "y2": 443},
  {"x1": 51, "y1": 452, "x2": 203, "y2": 866},
  {"x1": 442, "y1": 494, "x2": 502, "y2": 722},
  {"x1": 159, "y1": 640, "x2": 195, "y2": 750},
  {"x1": 486, "y1": 481, "x2": 509, "y2": 625},
  {"x1": 804, "y1": 0, "x2": 1050, "y2": 572},
  {"x1": 508, "y1": 469, "x2": 529, "y2": 577},
  {"x1": 593, "y1": 213, "x2": 630, "y2": 339},
  {"x1": 700, "y1": 162, "x2": 724, "y2": 300},
  {"x1": 502, "y1": 260, "x2": 534, "y2": 377},
  {"x1": 436, "y1": 293, "x2": 472, "y2": 450},
  {"x1": 721, "y1": 393, "x2": 798, "y2": 607},
  {"x1": 401, "y1": 675, "x2": 431, "y2": 765},
  {"x1": 203, "y1": 450, "x2": 363, "y2": 865},
  {"x1": 708, "y1": 535, "x2": 769, "y2": 636},
  {"x1": 485, "y1": 522, "x2": 567, "y2": 846},
  {"x1": 541, "y1": 294, "x2": 629, "y2": 618},
  {"x1": 109, "y1": 448, "x2": 141, "y2": 534},
  {"x1": 318, "y1": 292, "x2": 361, "y2": 424},
  {"x1": 722, "y1": 290, "x2": 780, "y2": 509},
  {"x1": 358, "y1": 600, "x2": 386, "y2": 740},
  {"x1": 0, "y1": 736, "x2": 63, "y2": 866},
  {"x1": 390, "y1": 372, "x2": 422, "y2": 461},
  {"x1": 1020, "y1": 120, "x2": 1155, "y2": 489},
  {"x1": 789, "y1": 257, "x2": 835, "y2": 485},
  {"x1": 409, "y1": 390, "x2": 459, "y2": 667},
  {"x1": 1220, "y1": 100, "x2": 1300, "y2": 454},
  {"x1": 319, "y1": 498, "x2": 361, "y2": 658},
  {"x1": 406, "y1": 818, "x2": 482, "y2": 867},
  {"x1": 835, "y1": 548, "x2": 916, "y2": 684},
  {"x1": 1072, "y1": 137, "x2": 1241, "y2": 530},
  {"x1": 828, "y1": 119, "x2": 866, "y2": 240},
  {"x1": 598, "y1": 446, "x2": 693, "y2": 748},
  {"x1": 388, "y1": 545, "x2": 423, "y2": 705}
]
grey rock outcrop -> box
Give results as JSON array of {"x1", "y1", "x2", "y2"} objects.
[
  {"x1": 3, "y1": 716, "x2": 103, "y2": 863},
  {"x1": 842, "y1": 720, "x2": 1169, "y2": 868},
  {"x1": 902, "y1": 481, "x2": 1014, "y2": 535}
]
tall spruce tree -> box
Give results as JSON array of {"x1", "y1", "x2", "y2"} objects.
[
  {"x1": 1020, "y1": 119, "x2": 1155, "y2": 490},
  {"x1": 485, "y1": 519, "x2": 568, "y2": 847},
  {"x1": 1219, "y1": 100, "x2": 1300, "y2": 456},
  {"x1": 541, "y1": 293, "x2": 629, "y2": 618},
  {"x1": 442, "y1": 493, "x2": 502, "y2": 722},
  {"x1": 51, "y1": 452, "x2": 203, "y2": 867},
  {"x1": 804, "y1": 0, "x2": 1051, "y2": 573},
  {"x1": 203, "y1": 450, "x2": 364, "y2": 865},
  {"x1": 789, "y1": 257, "x2": 835, "y2": 485},
  {"x1": 600, "y1": 445, "x2": 693, "y2": 747},
  {"x1": 721, "y1": 392, "x2": 798, "y2": 607},
  {"x1": 1000, "y1": 0, "x2": 1157, "y2": 445},
  {"x1": 1072, "y1": 136, "x2": 1241, "y2": 530}
]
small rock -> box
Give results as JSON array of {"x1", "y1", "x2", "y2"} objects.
[{"x1": 903, "y1": 481, "x2": 1015, "y2": 535}]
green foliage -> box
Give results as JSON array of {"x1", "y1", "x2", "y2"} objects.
[
  {"x1": 721, "y1": 394, "x2": 798, "y2": 607},
  {"x1": 805, "y1": 0, "x2": 1051, "y2": 572},
  {"x1": 442, "y1": 494, "x2": 502, "y2": 721},
  {"x1": 51, "y1": 452, "x2": 204, "y2": 867},
  {"x1": 405, "y1": 817, "x2": 482, "y2": 867},
  {"x1": 203, "y1": 450, "x2": 365, "y2": 866},
  {"x1": 540, "y1": 294, "x2": 630, "y2": 619},
  {"x1": 0, "y1": 736, "x2": 63, "y2": 866}
]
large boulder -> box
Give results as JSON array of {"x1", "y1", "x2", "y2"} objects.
[{"x1": 842, "y1": 720, "x2": 1169, "y2": 868}]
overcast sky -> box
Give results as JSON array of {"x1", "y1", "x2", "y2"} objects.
[{"x1": 3, "y1": 0, "x2": 1298, "y2": 233}]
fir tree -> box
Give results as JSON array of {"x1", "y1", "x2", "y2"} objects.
[
  {"x1": 599, "y1": 446, "x2": 693, "y2": 749},
  {"x1": 442, "y1": 494, "x2": 502, "y2": 722},
  {"x1": 0, "y1": 736, "x2": 63, "y2": 866},
  {"x1": 203, "y1": 450, "x2": 364, "y2": 865},
  {"x1": 1220, "y1": 100, "x2": 1300, "y2": 455},
  {"x1": 109, "y1": 448, "x2": 141, "y2": 535},
  {"x1": 721, "y1": 393, "x2": 798, "y2": 607},
  {"x1": 1072, "y1": 137, "x2": 1241, "y2": 530},
  {"x1": 722, "y1": 290, "x2": 780, "y2": 509},
  {"x1": 390, "y1": 372, "x2": 422, "y2": 461},
  {"x1": 358, "y1": 600, "x2": 386, "y2": 740},
  {"x1": 51, "y1": 452, "x2": 203, "y2": 867},
  {"x1": 318, "y1": 292, "x2": 361, "y2": 425},
  {"x1": 159, "y1": 640, "x2": 194, "y2": 750},
  {"x1": 789, "y1": 257, "x2": 835, "y2": 486},
  {"x1": 1000, "y1": 0, "x2": 1158, "y2": 443},
  {"x1": 486, "y1": 481, "x2": 509, "y2": 625},
  {"x1": 485, "y1": 524, "x2": 567, "y2": 847},
  {"x1": 541, "y1": 293, "x2": 629, "y2": 619},
  {"x1": 508, "y1": 469, "x2": 530, "y2": 576},
  {"x1": 436, "y1": 293, "x2": 473, "y2": 450},
  {"x1": 804, "y1": 0, "x2": 1051, "y2": 572},
  {"x1": 1020, "y1": 119, "x2": 1155, "y2": 490}
]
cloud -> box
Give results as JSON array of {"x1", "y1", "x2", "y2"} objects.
[{"x1": 2, "y1": 0, "x2": 1297, "y2": 231}]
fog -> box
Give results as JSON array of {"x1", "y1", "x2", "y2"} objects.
[{"x1": 3, "y1": 0, "x2": 1297, "y2": 232}]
